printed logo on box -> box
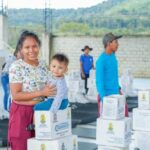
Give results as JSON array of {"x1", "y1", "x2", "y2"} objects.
[
  {"x1": 107, "y1": 122, "x2": 114, "y2": 134},
  {"x1": 141, "y1": 93, "x2": 146, "y2": 101},
  {"x1": 40, "y1": 114, "x2": 46, "y2": 124},
  {"x1": 53, "y1": 113, "x2": 58, "y2": 123},
  {"x1": 73, "y1": 138, "x2": 77, "y2": 150},
  {"x1": 55, "y1": 122, "x2": 69, "y2": 131},
  {"x1": 41, "y1": 144, "x2": 46, "y2": 150}
]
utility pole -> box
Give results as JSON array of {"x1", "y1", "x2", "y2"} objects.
[
  {"x1": 42, "y1": 0, "x2": 53, "y2": 65},
  {"x1": 0, "y1": 0, "x2": 8, "y2": 16},
  {"x1": 0, "y1": 0, "x2": 8, "y2": 50},
  {"x1": 1, "y1": 0, "x2": 3, "y2": 14},
  {"x1": 44, "y1": 0, "x2": 52, "y2": 34}
]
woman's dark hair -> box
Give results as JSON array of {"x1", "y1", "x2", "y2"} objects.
[
  {"x1": 52, "y1": 53, "x2": 69, "y2": 65},
  {"x1": 15, "y1": 30, "x2": 41, "y2": 53},
  {"x1": 13, "y1": 45, "x2": 20, "y2": 57}
]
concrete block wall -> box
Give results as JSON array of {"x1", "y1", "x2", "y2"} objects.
[{"x1": 51, "y1": 36, "x2": 150, "y2": 78}]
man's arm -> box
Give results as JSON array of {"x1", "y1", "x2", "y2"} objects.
[
  {"x1": 92, "y1": 56, "x2": 95, "y2": 69},
  {"x1": 80, "y1": 55, "x2": 85, "y2": 78},
  {"x1": 96, "y1": 59, "x2": 106, "y2": 101},
  {"x1": 80, "y1": 62, "x2": 85, "y2": 78},
  {"x1": 92, "y1": 63, "x2": 95, "y2": 69}
]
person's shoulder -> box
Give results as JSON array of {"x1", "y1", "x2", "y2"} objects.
[
  {"x1": 89, "y1": 55, "x2": 93, "y2": 58},
  {"x1": 80, "y1": 54, "x2": 84, "y2": 58},
  {"x1": 80, "y1": 54, "x2": 85, "y2": 61},
  {"x1": 38, "y1": 60, "x2": 49, "y2": 70},
  {"x1": 97, "y1": 52, "x2": 105, "y2": 62},
  {"x1": 10, "y1": 59, "x2": 23, "y2": 67},
  {"x1": 9, "y1": 59, "x2": 24, "y2": 72}
]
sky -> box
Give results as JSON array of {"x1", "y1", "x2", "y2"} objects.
[{"x1": 7, "y1": 0, "x2": 106, "y2": 9}]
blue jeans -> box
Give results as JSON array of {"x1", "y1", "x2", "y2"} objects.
[
  {"x1": 1, "y1": 73, "x2": 10, "y2": 111},
  {"x1": 34, "y1": 98, "x2": 69, "y2": 111}
]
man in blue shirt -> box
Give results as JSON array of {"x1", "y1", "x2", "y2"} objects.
[
  {"x1": 80, "y1": 45, "x2": 94, "y2": 94},
  {"x1": 96, "y1": 33, "x2": 128, "y2": 116}
]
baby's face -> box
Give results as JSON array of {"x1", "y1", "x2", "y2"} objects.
[{"x1": 50, "y1": 59, "x2": 68, "y2": 77}]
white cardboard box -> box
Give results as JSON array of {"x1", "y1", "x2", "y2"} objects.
[
  {"x1": 138, "y1": 90, "x2": 150, "y2": 109},
  {"x1": 68, "y1": 92, "x2": 77, "y2": 103},
  {"x1": 129, "y1": 141, "x2": 137, "y2": 150},
  {"x1": 87, "y1": 87, "x2": 98, "y2": 97},
  {"x1": 96, "y1": 118, "x2": 131, "y2": 147},
  {"x1": 35, "y1": 108, "x2": 72, "y2": 140},
  {"x1": 87, "y1": 78, "x2": 96, "y2": 88},
  {"x1": 68, "y1": 71, "x2": 81, "y2": 80},
  {"x1": 102, "y1": 95, "x2": 125, "y2": 120},
  {"x1": 89, "y1": 69, "x2": 95, "y2": 79},
  {"x1": 28, "y1": 135, "x2": 78, "y2": 150},
  {"x1": 68, "y1": 80, "x2": 85, "y2": 92},
  {"x1": 133, "y1": 108, "x2": 150, "y2": 131},
  {"x1": 98, "y1": 145, "x2": 129, "y2": 150},
  {"x1": 134, "y1": 131, "x2": 150, "y2": 150}
]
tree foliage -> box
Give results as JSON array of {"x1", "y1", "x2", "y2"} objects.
[{"x1": 7, "y1": 0, "x2": 150, "y2": 47}]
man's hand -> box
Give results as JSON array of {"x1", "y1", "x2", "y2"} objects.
[{"x1": 81, "y1": 72, "x2": 85, "y2": 79}]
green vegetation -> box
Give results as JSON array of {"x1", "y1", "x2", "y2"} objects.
[
  {"x1": 8, "y1": 25, "x2": 44, "y2": 48},
  {"x1": 7, "y1": 0, "x2": 150, "y2": 47}
]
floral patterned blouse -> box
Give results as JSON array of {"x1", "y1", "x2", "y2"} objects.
[{"x1": 9, "y1": 59, "x2": 49, "y2": 101}]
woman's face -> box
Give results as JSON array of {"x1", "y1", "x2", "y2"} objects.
[{"x1": 21, "y1": 37, "x2": 40, "y2": 64}]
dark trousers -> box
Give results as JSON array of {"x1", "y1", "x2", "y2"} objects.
[{"x1": 82, "y1": 74, "x2": 89, "y2": 94}]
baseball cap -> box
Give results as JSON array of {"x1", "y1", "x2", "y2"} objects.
[{"x1": 103, "y1": 33, "x2": 122, "y2": 47}]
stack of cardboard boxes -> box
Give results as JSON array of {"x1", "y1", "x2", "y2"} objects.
[
  {"x1": 96, "y1": 94, "x2": 131, "y2": 150},
  {"x1": 130, "y1": 90, "x2": 150, "y2": 150},
  {"x1": 28, "y1": 108, "x2": 78, "y2": 150},
  {"x1": 66, "y1": 69, "x2": 98, "y2": 103},
  {"x1": 87, "y1": 69, "x2": 98, "y2": 102},
  {"x1": 66, "y1": 71, "x2": 85, "y2": 103}
]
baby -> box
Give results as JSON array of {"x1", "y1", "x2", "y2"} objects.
[{"x1": 34, "y1": 53, "x2": 69, "y2": 112}]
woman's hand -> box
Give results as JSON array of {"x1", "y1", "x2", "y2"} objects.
[{"x1": 41, "y1": 84, "x2": 56, "y2": 97}]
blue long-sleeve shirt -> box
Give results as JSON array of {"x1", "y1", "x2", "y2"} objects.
[{"x1": 96, "y1": 51, "x2": 120, "y2": 101}]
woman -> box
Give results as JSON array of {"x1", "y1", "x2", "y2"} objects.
[{"x1": 8, "y1": 30, "x2": 56, "y2": 150}]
